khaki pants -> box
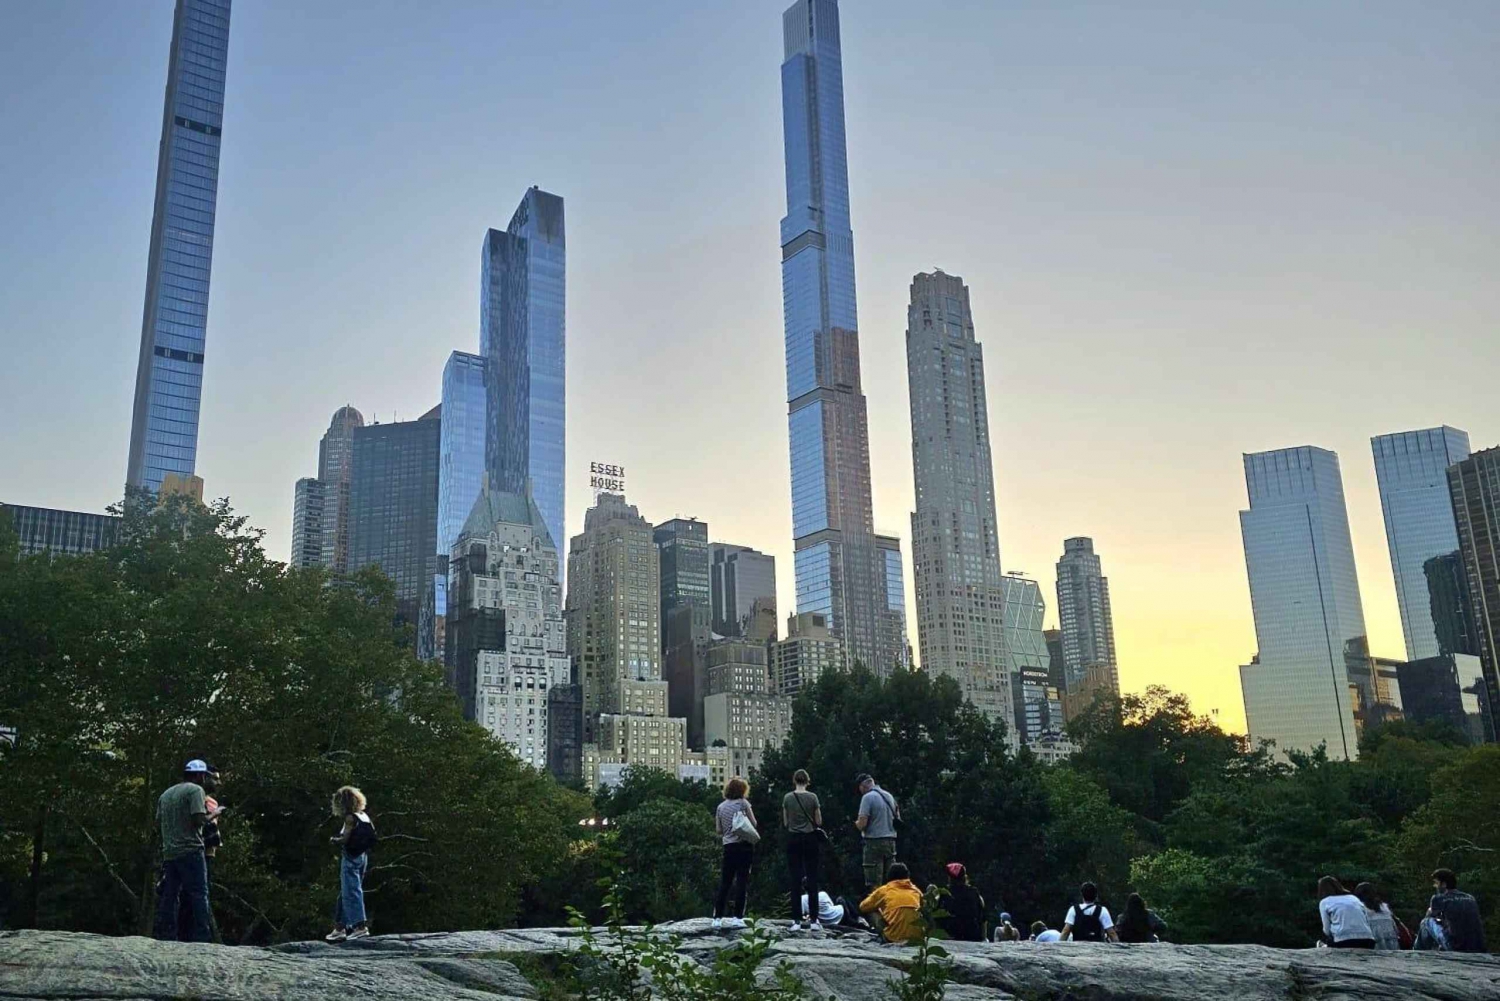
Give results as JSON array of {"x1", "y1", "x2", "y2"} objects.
[{"x1": 862, "y1": 837, "x2": 897, "y2": 890}]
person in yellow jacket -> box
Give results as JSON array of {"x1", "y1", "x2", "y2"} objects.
[{"x1": 859, "y1": 863, "x2": 924, "y2": 943}]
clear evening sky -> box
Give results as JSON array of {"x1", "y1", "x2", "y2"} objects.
[{"x1": 3, "y1": 2, "x2": 1497, "y2": 731}]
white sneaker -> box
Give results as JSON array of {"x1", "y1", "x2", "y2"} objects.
[
  {"x1": 789, "y1": 921, "x2": 802, "y2": 931},
  {"x1": 725, "y1": 917, "x2": 747, "y2": 930},
  {"x1": 345, "y1": 927, "x2": 370, "y2": 941},
  {"x1": 712, "y1": 917, "x2": 723, "y2": 931},
  {"x1": 324, "y1": 929, "x2": 347, "y2": 943},
  {"x1": 808, "y1": 921, "x2": 822, "y2": 932}
]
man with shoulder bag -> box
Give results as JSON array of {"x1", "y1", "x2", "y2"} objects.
[{"x1": 854, "y1": 773, "x2": 900, "y2": 892}]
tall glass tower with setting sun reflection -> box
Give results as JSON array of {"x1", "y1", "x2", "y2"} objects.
[{"x1": 779, "y1": 0, "x2": 904, "y2": 675}]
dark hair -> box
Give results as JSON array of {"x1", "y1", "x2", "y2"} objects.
[
  {"x1": 724, "y1": 777, "x2": 749, "y2": 800},
  {"x1": 1116, "y1": 892, "x2": 1150, "y2": 941},
  {"x1": 1353, "y1": 882, "x2": 1382, "y2": 909},
  {"x1": 1431, "y1": 868, "x2": 1458, "y2": 891},
  {"x1": 854, "y1": 773, "x2": 872, "y2": 786},
  {"x1": 1317, "y1": 875, "x2": 1347, "y2": 899},
  {"x1": 1080, "y1": 881, "x2": 1098, "y2": 903},
  {"x1": 888, "y1": 863, "x2": 910, "y2": 881},
  {"x1": 793, "y1": 769, "x2": 811, "y2": 785},
  {"x1": 1030, "y1": 920, "x2": 1048, "y2": 936}
]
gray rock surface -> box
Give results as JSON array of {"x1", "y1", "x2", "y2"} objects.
[{"x1": 4, "y1": 923, "x2": 1499, "y2": 1001}]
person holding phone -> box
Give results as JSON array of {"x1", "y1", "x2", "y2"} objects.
[{"x1": 153, "y1": 759, "x2": 221, "y2": 942}]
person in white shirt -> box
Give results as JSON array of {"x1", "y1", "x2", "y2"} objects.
[
  {"x1": 1061, "y1": 882, "x2": 1118, "y2": 942},
  {"x1": 1030, "y1": 920, "x2": 1062, "y2": 943},
  {"x1": 1317, "y1": 876, "x2": 1375, "y2": 948},
  {"x1": 800, "y1": 890, "x2": 844, "y2": 926}
]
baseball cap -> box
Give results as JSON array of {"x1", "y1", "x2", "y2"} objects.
[
  {"x1": 185, "y1": 759, "x2": 210, "y2": 773},
  {"x1": 945, "y1": 862, "x2": 966, "y2": 879}
]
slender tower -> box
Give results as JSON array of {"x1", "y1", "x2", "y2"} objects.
[
  {"x1": 779, "y1": 0, "x2": 903, "y2": 674},
  {"x1": 126, "y1": 0, "x2": 232, "y2": 492}
]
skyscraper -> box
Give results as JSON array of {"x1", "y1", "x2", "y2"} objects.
[
  {"x1": 1, "y1": 505, "x2": 121, "y2": 558},
  {"x1": 318, "y1": 405, "x2": 364, "y2": 572},
  {"x1": 771, "y1": 611, "x2": 845, "y2": 697},
  {"x1": 1371, "y1": 427, "x2": 1471, "y2": 661},
  {"x1": 347, "y1": 407, "x2": 441, "y2": 629},
  {"x1": 996, "y1": 575, "x2": 1046, "y2": 752},
  {"x1": 1055, "y1": 538, "x2": 1119, "y2": 694},
  {"x1": 445, "y1": 482, "x2": 567, "y2": 770},
  {"x1": 778, "y1": 0, "x2": 902, "y2": 675},
  {"x1": 125, "y1": 0, "x2": 232, "y2": 493},
  {"x1": 906, "y1": 270, "x2": 1008, "y2": 706},
  {"x1": 1447, "y1": 447, "x2": 1500, "y2": 738},
  {"x1": 1238, "y1": 447, "x2": 1367, "y2": 760},
  {"x1": 656, "y1": 518, "x2": 712, "y2": 746},
  {"x1": 438, "y1": 353, "x2": 488, "y2": 562},
  {"x1": 290, "y1": 478, "x2": 326, "y2": 569},
  {"x1": 709, "y1": 544, "x2": 778, "y2": 638},
  {"x1": 482, "y1": 188, "x2": 566, "y2": 557}
]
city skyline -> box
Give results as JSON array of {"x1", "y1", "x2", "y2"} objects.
[{"x1": 4, "y1": 1, "x2": 1499, "y2": 732}]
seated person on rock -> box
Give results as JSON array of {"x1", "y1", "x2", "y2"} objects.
[{"x1": 859, "y1": 863, "x2": 924, "y2": 944}]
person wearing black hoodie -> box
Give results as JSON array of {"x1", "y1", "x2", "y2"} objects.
[{"x1": 937, "y1": 863, "x2": 987, "y2": 941}]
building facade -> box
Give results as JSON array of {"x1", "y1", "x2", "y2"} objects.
[
  {"x1": 778, "y1": 0, "x2": 903, "y2": 676},
  {"x1": 1447, "y1": 447, "x2": 1500, "y2": 739},
  {"x1": 657, "y1": 519, "x2": 713, "y2": 748},
  {"x1": 997, "y1": 575, "x2": 1049, "y2": 751},
  {"x1": 905, "y1": 270, "x2": 1009, "y2": 714},
  {"x1": 1372, "y1": 427, "x2": 1471, "y2": 661},
  {"x1": 290, "y1": 478, "x2": 325, "y2": 569},
  {"x1": 709, "y1": 544, "x2": 777, "y2": 638},
  {"x1": 444, "y1": 484, "x2": 567, "y2": 770},
  {"x1": 1399, "y1": 654, "x2": 1489, "y2": 744},
  {"x1": 1238, "y1": 446, "x2": 1367, "y2": 760},
  {"x1": 2, "y1": 505, "x2": 121, "y2": 558},
  {"x1": 703, "y1": 638, "x2": 793, "y2": 779},
  {"x1": 317, "y1": 405, "x2": 365, "y2": 572},
  {"x1": 347, "y1": 407, "x2": 441, "y2": 629},
  {"x1": 771, "y1": 611, "x2": 845, "y2": 697},
  {"x1": 482, "y1": 188, "x2": 566, "y2": 558},
  {"x1": 438, "y1": 352, "x2": 488, "y2": 561},
  {"x1": 1055, "y1": 537, "x2": 1119, "y2": 694},
  {"x1": 126, "y1": 0, "x2": 232, "y2": 494}
]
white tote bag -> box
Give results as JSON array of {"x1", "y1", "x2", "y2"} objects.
[{"x1": 730, "y1": 810, "x2": 760, "y2": 844}]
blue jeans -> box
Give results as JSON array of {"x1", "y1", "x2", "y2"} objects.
[
  {"x1": 154, "y1": 851, "x2": 211, "y2": 942},
  {"x1": 333, "y1": 852, "x2": 368, "y2": 928}
]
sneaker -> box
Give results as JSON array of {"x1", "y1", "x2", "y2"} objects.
[
  {"x1": 324, "y1": 929, "x2": 347, "y2": 943},
  {"x1": 724, "y1": 917, "x2": 747, "y2": 930},
  {"x1": 712, "y1": 918, "x2": 723, "y2": 932},
  {"x1": 789, "y1": 921, "x2": 802, "y2": 931},
  {"x1": 345, "y1": 927, "x2": 370, "y2": 941},
  {"x1": 809, "y1": 921, "x2": 823, "y2": 932}
]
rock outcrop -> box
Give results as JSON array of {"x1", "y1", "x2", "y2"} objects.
[{"x1": 4, "y1": 920, "x2": 1500, "y2": 1001}]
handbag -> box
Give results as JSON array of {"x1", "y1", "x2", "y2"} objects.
[
  {"x1": 730, "y1": 809, "x2": 760, "y2": 844},
  {"x1": 877, "y1": 789, "x2": 904, "y2": 832},
  {"x1": 791, "y1": 790, "x2": 831, "y2": 844}
]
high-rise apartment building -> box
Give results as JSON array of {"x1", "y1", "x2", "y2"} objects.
[
  {"x1": 126, "y1": 0, "x2": 232, "y2": 494},
  {"x1": 566, "y1": 493, "x2": 671, "y2": 743},
  {"x1": 997, "y1": 575, "x2": 1047, "y2": 752},
  {"x1": 771, "y1": 611, "x2": 845, "y2": 697},
  {"x1": 1372, "y1": 427, "x2": 1471, "y2": 661},
  {"x1": 347, "y1": 407, "x2": 441, "y2": 629},
  {"x1": 905, "y1": 270, "x2": 1008, "y2": 712},
  {"x1": 875, "y1": 534, "x2": 910, "y2": 675},
  {"x1": 318, "y1": 405, "x2": 364, "y2": 572},
  {"x1": 482, "y1": 188, "x2": 566, "y2": 558},
  {"x1": 709, "y1": 544, "x2": 777, "y2": 638},
  {"x1": 1447, "y1": 447, "x2": 1500, "y2": 739},
  {"x1": 290, "y1": 478, "x2": 326, "y2": 569},
  {"x1": 1238, "y1": 447, "x2": 1367, "y2": 760},
  {"x1": 778, "y1": 0, "x2": 904, "y2": 675},
  {"x1": 656, "y1": 519, "x2": 713, "y2": 747},
  {"x1": 444, "y1": 484, "x2": 567, "y2": 770},
  {"x1": 1055, "y1": 538, "x2": 1119, "y2": 695},
  {"x1": 704, "y1": 638, "x2": 793, "y2": 778},
  {"x1": 1, "y1": 505, "x2": 121, "y2": 558}
]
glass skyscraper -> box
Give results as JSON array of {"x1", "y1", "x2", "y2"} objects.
[
  {"x1": 1447, "y1": 447, "x2": 1500, "y2": 739},
  {"x1": 1, "y1": 504, "x2": 121, "y2": 558},
  {"x1": 438, "y1": 352, "x2": 488, "y2": 560},
  {"x1": 1238, "y1": 446, "x2": 1367, "y2": 760},
  {"x1": 1371, "y1": 426, "x2": 1471, "y2": 661},
  {"x1": 779, "y1": 0, "x2": 904, "y2": 674},
  {"x1": 126, "y1": 0, "x2": 232, "y2": 493},
  {"x1": 482, "y1": 188, "x2": 565, "y2": 560},
  {"x1": 1056, "y1": 537, "x2": 1120, "y2": 694}
]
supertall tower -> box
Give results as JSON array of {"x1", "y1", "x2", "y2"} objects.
[
  {"x1": 778, "y1": 0, "x2": 903, "y2": 674},
  {"x1": 906, "y1": 271, "x2": 1008, "y2": 709},
  {"x1": 1055, "y1": 537, "x2": 1120, "y2": 694},
  {"x1": 126, "y1": 0, "x2": 232, "y2": 493}
]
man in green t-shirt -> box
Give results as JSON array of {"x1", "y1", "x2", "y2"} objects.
[{"x1": 153, "y1": 759, "x2": 220, "y2": 942}]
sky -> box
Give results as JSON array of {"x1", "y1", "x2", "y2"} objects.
[{"x1": 2, "y1": 1, "x2": 1498, "y2": 732}]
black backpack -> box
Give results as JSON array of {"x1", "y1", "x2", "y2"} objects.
[
  {"x1": 1072, "y1": 902, "x2": 1105, "y2": 942},
  {"x1": 346, "y1": 814, "x2": 377, "y2": 857}
]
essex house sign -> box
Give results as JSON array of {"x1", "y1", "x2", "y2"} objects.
[{"x1": 589, "y1": 461, "x2": 626, "y2": 496}]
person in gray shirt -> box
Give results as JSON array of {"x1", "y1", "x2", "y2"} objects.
[{"x1": 854, "y1": 773, "x2": 899, "y2": 891}]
